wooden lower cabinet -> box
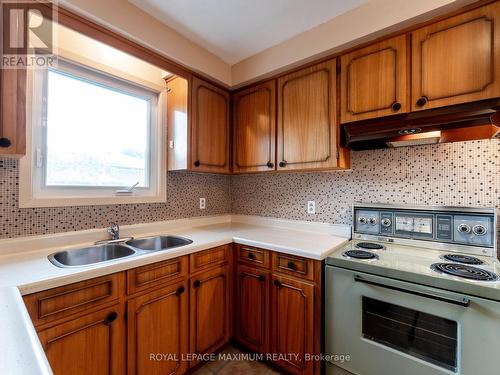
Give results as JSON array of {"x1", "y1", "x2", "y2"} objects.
[
  {"x1": 37, "y1": 304, "x2": 125, "y2": 375},
  {"x1": 235, "y1": 265, "x2": 270, "y2": 354},
  {"x1": 127, "y1": 280, "x2": 188, "y2": 375},
  {"x1": 271, "y1": 274, "x2": 315, "y2": 375},
  {"x1": 189, "y1": 265, "x2": 231, "y2": 366}
]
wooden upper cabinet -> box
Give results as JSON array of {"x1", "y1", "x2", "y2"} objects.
[
  {"x1": 233, "y1": 80, "x2": 276, "y2": 173},
  {"x1": 127, "y1": 281, "x2": 188, "y2": 375},
  {"x1": 190, "y1": 76, "x2": 231, "y2": 173},
  {"x1": 341, "y1": 35, "x2": 409, "y2": 123},
  {"x1": 277, "y1": 59, "x2": 339, "y2": 171},
  {"x1": 412, "y1": 2, "x2": 500, "y2": 111},
  {"x1": 38, "y1": 305, "x2": 125, "y2": 375},
  {"x1": 166, "y1": 77, "x2": 189, "y2": 171}
]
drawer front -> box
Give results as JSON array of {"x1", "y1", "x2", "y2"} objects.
[
  {"x1": 272, "y1": 253, "x2": 314, "y2": 281},
  {"x1": 190, "y1": 244, "x2": 230, "y2": 273},
  {"x1": 127, "y1": 256, "x2": 188, "y2": 295},
  {"x1": 237, "y1": 244, "x2": 270, "y2": 269},
  {"x1": 24, "y1": 273, "x2": 124, "y2": 327}
]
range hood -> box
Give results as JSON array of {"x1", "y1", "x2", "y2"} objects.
[{"x1": 342, "y1": 99, "x2": 500, "y2": 150}]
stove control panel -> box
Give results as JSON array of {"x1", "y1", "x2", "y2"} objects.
[{"x1": 354, "y1": 205, "x2": 497, "y2": 249}]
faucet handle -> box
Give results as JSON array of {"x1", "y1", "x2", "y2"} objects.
[{"x1": 107, "y1": 222, "x2": 120, "y2": 240}]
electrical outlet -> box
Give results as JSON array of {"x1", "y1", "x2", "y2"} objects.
[
  {"x1": 307, "y1": 201, "x2": 316, "y2": 214},
  {"x1": 199, "y1": 197, "x2": 206, "y2": 210}
]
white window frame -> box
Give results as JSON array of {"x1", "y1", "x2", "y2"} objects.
[{"x1": 20, "y1": 58, "x2": 167, "y2": 208}]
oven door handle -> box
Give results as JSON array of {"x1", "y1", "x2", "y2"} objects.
[{"x1": 354, "y1": 275, "x2": 470, "y2": 307}]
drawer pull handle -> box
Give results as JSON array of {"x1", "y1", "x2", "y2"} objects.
[
  {"x1": 176, "y1": 286, "x2": 185, "y2": 295},
  {"x1": 287, "y1": 261, "x2": 296, "y2": 270},
  {"x1": 416, "y1": 96, "x2": 428, "y2": 107},
  {"x1": 258, "y1": 275, "x2": 265, "y2": 282},
  {"x1": 391, "y1": 101, "x2": 401, "y2": 111},
  {"x1": 273, "y1": 280, "x2": 281, "y2": 288},
  {"x1": 0, "y1": 138, "x2": 11, "y2": 148},
  {"x1": 193, "y1": 280, "x2": 201, "y2": 288},
  {"x1": 247, "y1": 252, "x2": 255, "y2": 260},
  {"x1": 104, "y1": 312, "x2": 118, "y2": 325},
  {"x1": 194, "y1": 160, "x2": 200, "y2": 167}
]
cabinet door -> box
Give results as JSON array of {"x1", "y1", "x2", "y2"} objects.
[
  {"x1": 235, "y1": 265, "x2": 270, "y2": 353},
  {"x1": 341, "y1": 35, "x2": 409, "y2": 123},
  {"x1": 277, "y1": 59, "x2": 338, "y2": 171},
  {"x1": 127, "y1": 281, "x2": 188, "y2": 375},
  {"x1": 166, "y1": 77, "x2": 188, "y2": 171},
  {"x1": 190, "y1": 265, "x2": 231, "y2": 365},
  {"x1": 233, "y1": 80, "x2": 276, "y2": 173},
  {"x1": 191, "y1": 76, "x2": 230, "y2": 173},
  {"x1": 38, "y1": 305, "x2": 125, "y2": 375},
  {"x1": 271, "y1": 275, "x2": 314, "y2": 375},
  {"x1": 412, "y1": 2, "x2": 500, "y2": 111}
]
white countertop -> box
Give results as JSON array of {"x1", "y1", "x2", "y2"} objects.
[{"x1": 0, "y1": 214, "x2": 350, "y2": 375}]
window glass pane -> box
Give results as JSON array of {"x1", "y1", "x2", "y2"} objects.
[{"x1": 45, "y1": 69, "x2": 149, "y2": 187}]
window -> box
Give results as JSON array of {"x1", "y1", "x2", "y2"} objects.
[{"x1": 20, "y1": 58, "x2": 166, "y2": 207}]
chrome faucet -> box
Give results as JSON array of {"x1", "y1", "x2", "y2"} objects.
[{"x1": 107, "y1": 222, "x2": 120, "y2": 240}]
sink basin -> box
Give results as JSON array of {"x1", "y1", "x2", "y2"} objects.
[
  {"x1": 48, "y1": 244, "x2": 136, "y2": 268},
  {"x1": 126, "y1": 235, "x2": 193, "y2": 251}
]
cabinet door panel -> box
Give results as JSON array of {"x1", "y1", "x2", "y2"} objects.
[
  {"x1": 38, "y1": 305, "x2": 125, "y2": 375},
  {"x1": 412, "y1": 2, "x2": 500, "y2": 110},
  {"x1": 191, "y1": 76, "x2": 230, "y2": 173},
  {"x1": 277, "y1": 59, "x2": 338, "y2": 171},
  {"x1": 233, "y1": 80, "x2": 276, "y2": 173},
  {"x1": 190, "y1": 265, "x2": 231, "y2": 365},
  {"x1": 271, "y1": 275, "x2": 314, "y2": 375},
  {"x1": 341, "y1": 35, "x2": 408, "y2": 122},
  {"x1": 127, "y1": 281, "x2": 188, "y2": 375},
  {"x1": 235, "y1": 265, "x2": 269, "y2": 353}
]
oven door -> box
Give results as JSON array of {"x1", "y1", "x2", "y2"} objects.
[{"x1": 325, "y1": 266, "x2": 500, "y2": 375}]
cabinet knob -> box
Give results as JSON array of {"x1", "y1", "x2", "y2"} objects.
[
  {"x1": 287, "y1": 261, "x2": 296, "y2": 270},
  {"x1": 273, "y1": 279, "x2": 282, "y2": 288},
  {"x1": 266, "y1": 161, "x2": 274, "y2": 168},
  {"x1": 279, "y1": 161, "x2": 287, "y2": 168},
  {"x1": 194, "y1": 160, "x2": 200, "y2": 167},
  {"x1": 416, "y1": 96, "x2": 428, "y2": 107},
  {"x1": 391, "y1": 102, "x2": 401, "y2": 111},
  {"x1": 247, "y1": 252, "x2": 255, "y2": 260},
  {"x1": 193, "y1": 280, "x2": 201, "y2": 288},
  {"x1": 258, "y1": 275, "x2": 265, "y2": 282},
  {"x1": 176, "y1": 286, "x2": 185, "y2": 295},
  {"x1": 0, "y1": 138, "x2": 11, "y2": 148},
  {"x1": 104, "y1": 312, "x2": 118, "y2": 325}
]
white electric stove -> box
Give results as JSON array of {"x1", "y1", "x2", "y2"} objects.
[{"x1": 325, "y1": 204, "x2": 500, "y2": 375}]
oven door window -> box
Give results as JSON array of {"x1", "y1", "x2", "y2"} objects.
[{"x1": 362, "y1": 297, "x2": 457, "y2": 371}]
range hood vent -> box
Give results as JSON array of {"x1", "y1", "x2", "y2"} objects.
[{"x1": 342, "y1": 99, "x2": 500, "y2": 150}]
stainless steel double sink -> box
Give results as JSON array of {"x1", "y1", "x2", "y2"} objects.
[{"x1": 48, "y1": 236, "x2": 193, "y2": 268}]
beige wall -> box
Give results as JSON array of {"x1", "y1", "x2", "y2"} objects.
[{"x1": 60, "y1": 0, "x2": 232, "y2": 86}]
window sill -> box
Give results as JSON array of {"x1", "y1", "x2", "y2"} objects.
[{"x1": 18, "y1": 193, "x2": 167, "y2": 208}]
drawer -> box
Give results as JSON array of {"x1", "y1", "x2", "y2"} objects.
[
  {"x1": 272, "y1": 252, "x2": 314, "y2": 281},
  {"x1": 237, "y1": 244, "x2": 270, "y2": 269},
  {"x1": 127, "y1": 256, "x2": 188, "y2": 295},
  {"x1": 24, "y1": 273, "x2": 124, "y2": 327},
  {"x1": 190, "y1": 244, "x2": 230, "y2": 273}
]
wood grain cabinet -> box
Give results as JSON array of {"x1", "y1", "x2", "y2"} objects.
[
  {"x1": 271, "y1": 274, "x2": 315, "y2": 375},
  {"x1": 235, "y1": 264, "x2": 270, "y2": 354},
  {"x1": 277, "y1": 59, "x2": 342, "y2": 171},
  {"x1": 233, "y1": 80, "x2": 276, "y2": 173},
  {"x1": 127, "y1": 281, "x2": 188, "y2": 375},
  {"x1": 189, "y1": 265, "x2": 231, "y2": 365},
  {"x1": 411, "y1": 2, "x2": 500, "y2": 111},
  {"x1": 38, "y1": 305, "x2": 125, "y2": 375},
  {"x1": 341, "y1": 35, "x2": 409, "y2": 123},
  {"x1": 190, "y1": 76, "x2": 231, "y2": 173}
]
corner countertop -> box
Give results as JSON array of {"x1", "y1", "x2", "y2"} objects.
[{"x1": 0, "y1": 214, "x2": 350, "y2": 375}]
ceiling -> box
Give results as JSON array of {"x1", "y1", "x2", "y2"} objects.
[{"x1": 128, "y1": 0, "x2": 368, "y2": 64}]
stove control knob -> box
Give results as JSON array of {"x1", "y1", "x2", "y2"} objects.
[
  {"x1": 458, "y1": 223, "x2": 471, "y2": 234},
  {"x1": 358, "y1": 217, "x2": 367, "y2": 225},
  {"x1": 472, "y1": 225, "x2": 487, "y2": 236},
  {"x1": 381, "y1": 218, "x2": 392, "y2": 227},
  {"x1": 369, "y1": 217, "x2": 377, "y2": 225}
]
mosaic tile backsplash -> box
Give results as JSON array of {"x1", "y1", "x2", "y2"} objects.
[
  {"x1": 0, "y1": 160, "x2": 231, "y2": 238},
  {"x1": 1, "y1": 139, "x2": 499, "y2": 239},
  {"x1": 231, "y1": 139, "x2": 500, "y2": 225}
]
